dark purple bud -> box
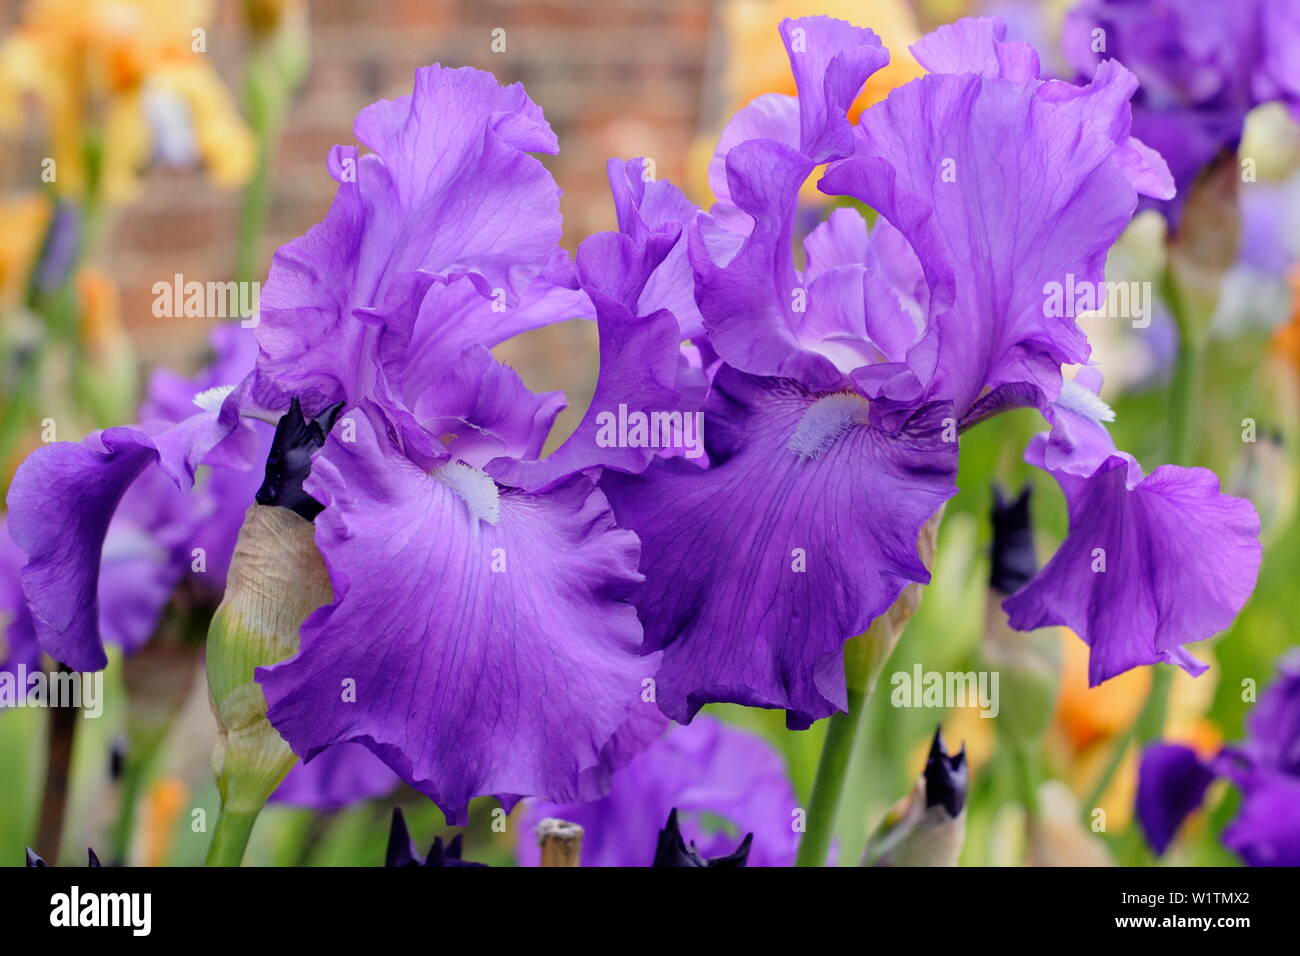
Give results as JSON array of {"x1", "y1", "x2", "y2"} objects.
[
  {"x1": 924, "y1": 728, "x2": 968, "y2": 818},
  {"x1": 424, "y1": 833, "x2": 487, "y2": 868},
  {"x1": 989, "y1": 484, "x2": 1037, "y2": 595},
  {"x1": 652, "y1": 808, "x2": 752, "y2": 867},
  {"x1": 25, "y1": 848, "x2": 46, "y2": 867},
  {"x1": 384, "y1": 806, "x2": 419, "y2": 868},
  {"x1": 384, "y1": 807, "x2": 486, "y2": 867},
  {"x1": 255, "y1": 398, "x2": 344, "y2": 521}
]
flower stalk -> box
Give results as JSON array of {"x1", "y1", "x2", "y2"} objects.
[
  {"x1": 204, "y1": 504, "x2": 331, "y2": 866},
  {"x1": 795, "y1": 507, "x2": 943, "y2": 867}
]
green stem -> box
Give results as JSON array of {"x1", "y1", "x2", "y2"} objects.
[
  {"x1": 205, "y1": 806, "x2": 261, "y2": 867},
  {"x1": 1167, "y1": 331, "x2": 1202, "y2": 467},
  {"x1": 1161, "y1": 264, "x2": 1204, "y2": 467},
  {"x1": 795, "y1": 614, "x2": 903, "y2": 867},
  {"x1": 234, "y1": 125, "x2": 273, "y2": 286},
  {"x1": 795, "y1": 685, "x2": 867, "y2": 867},
  {"x1": 1010, "y1": 741, "x2": 1041, "y2": 818}
]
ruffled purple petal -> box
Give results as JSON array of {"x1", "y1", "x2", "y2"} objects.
[
  {"x1": 8, "y1": 427, "x2": 179, "y2": 671},
  {"x1": 1135, "y1": 743, "x2": 1216, "y2": 855},
  {"x1": 607, "y1": 158, "x2": 705, "y2": 340},
  {"x1": 778, "y1": 16, "x2": 890, "y2": 164},
  {"x1": 601, "y1": 367, "x2": 956, "y2": 725},
  {"x1": 412, "y1": 345, "x2": 565, "y2": 470},
  {"x1": 5, "y1": 322, "x2": 260, "y2": 670},
  {"x1": 707, "y1": 93, "x2": 800, "y2": 207},
  {"x1": 489, "y1": 228, "x2": 697, "y2": 491},
  {"x1": 518, "y1": 715, "x2": 799, "y2": 867},
  {"x1": 1003, "y1": 381, "x2": 1261, "y2": 685},
  {"x1": 691, "y1": 139, "x2": 842, "y2": 389},
  {"x1": 912, "y1": 17, "x2": 1173, "y2": 201},
  {"x1": 258, "y1": 405, "x2": 656, "y2": 824},
  {"x1": 255, "y1": 65, "x2": 565, "y2": 414},
  {"x1": 823, "y1": 72, "x2": 1136, "y2": 414}
]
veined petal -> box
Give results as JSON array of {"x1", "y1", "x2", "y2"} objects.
[
  {"x1": 1005, "y1": 444, "x2": 1261, "y2": 686},
  {"x1": 601, "y1": 367, "x2": 957, "y2": 726},
  {"x1": 6, "y1": 407, "x2": 238, "y2": 672},
  {"x1": 912, "y1": 17, "x2": 1173, "y2": 200},
  {"x1": 258, "y1": 406, "x2": 656, "y2": 823},
  {"x1": 413, "y1": 345, "x2": 565, "y2": 470},
  {"x1": 779, "y1": 16, "x2": 890, "y2": 164},
  {"x1": 607, "y1": 158, "x2": 705, "y2": 340},
  {"x1": 824, "y1": 72, "x2": 1136, "y2": 414},
  {"x1": 691, "y1": 138, "x2": 842, "y2": 389}
]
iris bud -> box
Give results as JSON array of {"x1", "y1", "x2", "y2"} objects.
[{"x1": 864, "y1": 729, "x2": 968, "y2": 867}]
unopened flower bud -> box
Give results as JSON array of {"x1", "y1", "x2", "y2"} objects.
[
  {"x1": 984, "y1": 485, "x2": 1060, "y2": 745},
  {"x1": 206, "y1": 503, "x2": 331, "y2": 814},
  {"x1": 652, "y1": 808, "x2": 751, "y2": 867},
  {"x1": 864, "y1": 729, "x2": 968, "y2": 867},
  {"x1": 207, "y1": 398, "x2": 338, "y2": 817}
]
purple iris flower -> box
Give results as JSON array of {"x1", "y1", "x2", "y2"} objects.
[
  {"x1": 6, "y1": 325, "x2": 266, "y2": 670},
  {"x1": 246, "y1": 65, "x2": 706, "y2": 824},
  {"x1": 516, "y1": 715, "x2": 799, "y2": 867},
  {"x1": 1137, "y1": 653, "x2": 1300, "y2": 866},
  {"x1": 599, "y1": 13, "x2": 1254, "y2": 729},
  {"x1": 1063, "y1": 0, "x2": 1300, "y2": 227}
]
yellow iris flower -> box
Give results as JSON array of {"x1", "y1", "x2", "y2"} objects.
[{"x1": 0, "y1": 0, "x2": 254, "y2": 202}]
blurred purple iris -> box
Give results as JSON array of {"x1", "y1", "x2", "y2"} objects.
[
  {"x1": 1063, "y1": 0, "x2": 1300, "y2": 227},
  {"x1": 517, "y1": 715, "x2": 799, "y2": 867},
  {"x1": 601, "y1": 14, "x2": 1257, "y2": 730},
  {"x1": 1137, "y1": 653, "x2": 1300, "y2": 866}
]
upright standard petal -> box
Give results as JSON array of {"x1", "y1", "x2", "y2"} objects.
[
  {"x1": 517, "y1": 716, "x2": 799, "y2": 867},
  {"x1": 823, "y1": 72, "x2": 1137, "y2": 414},
  {"x1": 488, "y1": 227, "x2": 698, "y2": 492},
  {"x1": 778, "y1": 16, "x2": 890, "y2": 164},
  {"x1": 257, "y1": 406, "x2": 656, "y2": 823},
  {"x1": 910, "y1": 16, "x2": 1174, "y2": 199},
  {"x1": 254, "y1": 65, "x2": 565, "y2": 414},
  {"x1": 602, "y1": 367, "x2": 957, "y2": 726}
]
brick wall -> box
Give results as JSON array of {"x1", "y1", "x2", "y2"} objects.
[{"x1": 3, "y1": 0, "x2": 719, "y2": 414}]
